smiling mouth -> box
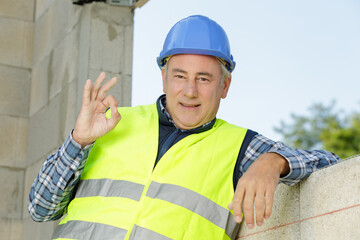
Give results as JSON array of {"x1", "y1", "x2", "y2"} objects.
[{"x1": 180, "y1": 103, "x2": 201, "y2": 108}]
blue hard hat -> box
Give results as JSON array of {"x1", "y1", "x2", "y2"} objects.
[{"x1": 157, "y1": 15, "x2": 236, "y2": 72}]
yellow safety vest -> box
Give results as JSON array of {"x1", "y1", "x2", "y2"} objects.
[{"x1": 52, "y1": 103, "x2": 247, "y2": 240}]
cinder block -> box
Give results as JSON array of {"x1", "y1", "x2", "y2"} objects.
[
  {"x1": 0, "y1": 116, "x2": 19, "y2": 167},
  {"x1": 0, "y1": 115, "x2": 28, "y2": 168},
  {"x1": 0, "y1": 18, "x2": 34, "y2": 68},
  {"x1": 49, "y1": 23, "x2": 80, "y2": 101},
  {"x1": 89, "y1": 4, "x2": 134, "y2": 74},
  {"x1": 33, "y1": 0, "x2": 80, "y2": 66},
  {"x1": 91, "y1": 3, "x2": 133, "y2": 26},
  {"x1": 237, "y1": 223, "x2": 300, "y2": 240},
  {"x1": 237, "y1": 184, "x2": 300, "y2": 239},
  {"x1": 27, "y1": 94, "x2": 61, "y2": 165},
  {"x1": 22, "y1": 216, "x2": 59, "y2": 240},
  {"x1": 0, "y1": 218, "x2": 23, "y2": 240},
  {"x1": 300, "y1": 157, "x2": 360, "y2": 219},
  {"x1": 123, "y1": 24, "x2": 134, "y2": 76},
  {"x1": 0, "y1": 167, "x2": 24, "y2": 219},
  {"x1": 34, "y1": 0, "x2": 55, "y2": 20},
  {"x1": 0, "y1": 65, "x2": 30, "y2": 117},
  {"x1": 0, "y1": 0, "x2": 35, "y2": 21},
  {"x1": 29, "y1": 55, "x2": 50, "y2": 116},
  {"x1": 121, "y1": 74, "x2": 132, "y2": 107},
  {"x1": 300, "y1": 204, "x2": 360, "y2": 239},
  {"x1": 62, "y1": 80, "x2": 78, "y2": 141},
  {"x1": 22, "y1": 20, "x2": 34, "y2": 69},
  {"x1": 33, "y1": 10, "x2": 52, "y2": 66},
  {"x1": 88, "y1": 18, "x2": 125, "y2": 73}
]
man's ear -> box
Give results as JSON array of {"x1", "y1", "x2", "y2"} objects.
[
  {"x1": 221, "y1": 75, "x2": 232, "y2": 99},
  {"x1": 162, "y1": 68, "x2": 166, "y2": 93}
]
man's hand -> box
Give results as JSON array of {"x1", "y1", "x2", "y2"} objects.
[
  {"x1": 73, "y1": 72, "x2": 121, "y2": 148},
  {"x1": 228, "y1": 153, "x2": 290, "y2": 229}
]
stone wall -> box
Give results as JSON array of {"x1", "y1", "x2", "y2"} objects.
[
  {"x1": 237, "y1": 155, "x2": 360, "y2": 239},
  {"x1": 0, "y1": 1, "x2": 134, "y2": 239}
]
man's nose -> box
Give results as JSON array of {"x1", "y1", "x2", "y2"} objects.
[{"x1": 183, "y1": 79, "x2": 198, "y2": 98}]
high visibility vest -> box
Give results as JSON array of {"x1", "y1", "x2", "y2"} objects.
[{"x1": 52, "y1": 103, "x2": 248, "y2": 240}]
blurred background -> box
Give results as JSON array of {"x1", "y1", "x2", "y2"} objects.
[{"x1": 132, "y1": 0, "x2": 360, "y2": 157}]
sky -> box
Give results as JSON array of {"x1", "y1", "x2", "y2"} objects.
[{"x1": 131, "y1": 0, "x2": 360, "y2": 140}]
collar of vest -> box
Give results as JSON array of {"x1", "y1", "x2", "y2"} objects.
[{"x1": 156, "y1": 94, "x2": 216, "y2": 134}]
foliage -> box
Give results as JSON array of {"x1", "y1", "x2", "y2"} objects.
[{"x1": 274, "y1": 101, "x2": 360, "y2": 159}]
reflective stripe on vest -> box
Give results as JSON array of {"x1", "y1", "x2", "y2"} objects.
[
  {"x1": 146, "y1": 181, "x2": 240, "y2": 239},
  {"x1": 52, "y1": 221, "x2": 171, "y2": 240},
  {"x1": 75, "y1": 179, "x2": 144, "y2": 201},
  {"x1": 52, "y1": 220, "x2": 127, "y2": 240},
  {"x1": 53, "y1": 104, "x2": 247, "y2": 240}
]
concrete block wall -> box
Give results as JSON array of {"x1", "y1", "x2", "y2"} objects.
[
  {"x1": 0, "y1": 0, "x2": 134, "y2": 239},
  {"x1": 237, "y1": 155, "x2": 360, "y2": 240},
  {"x1": 0, "y1": 0, "x2": 35, "y2": 239}
]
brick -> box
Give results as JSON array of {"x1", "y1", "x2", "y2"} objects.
[
  {"x1": 0, "y1": 167, "x2": 24, "y2": 219},
  {"x1": 27, "y1": 94, "x2": 61, "y2": 165},
  {"x1": 0, "y1": 116, "x2": 28, "y2": 168},
  {"x1": 0, "y1": 219, "x2": 23, "y2": 240},
  {"x1": 0, "y1": 65, "x2": 30, "y2": 117},
  {"x1": 0, "y1": 18, "x2": 34, "y2": 68},
  {"x1": 0, "y1": 0, "x2": 35, "y2": 21}
]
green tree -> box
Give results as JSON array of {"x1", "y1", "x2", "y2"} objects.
[{"x1": 274, "y1": 101, "x2": 360, "y2": 159}]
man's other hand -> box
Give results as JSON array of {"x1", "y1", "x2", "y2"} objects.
[
  {"x1": 73, "y1": 72, "x2": 121, "y2": 148},
  {"x1": 228, "y1": 152, "x2": 290, "y2": 229}
]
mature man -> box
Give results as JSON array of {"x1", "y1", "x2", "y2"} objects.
[{"x1": 29, "y1": 15, "x2": 340, "y2": 240}]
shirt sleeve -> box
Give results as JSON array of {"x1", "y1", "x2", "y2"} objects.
[
  {"x1": 239, "y1": 134, "x2": 341, "y2": 186},
  {"x1": 28, "y1": 131, "x2": 93, "y2": 222}
]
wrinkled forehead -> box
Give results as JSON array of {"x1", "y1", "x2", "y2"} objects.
[{"x1": 166, "y1": 54, "x2": 222, "y2": 71}]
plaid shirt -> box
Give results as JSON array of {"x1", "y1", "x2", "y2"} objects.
[{"x1": 28, "y1": 99, "x2": 341, "y2": 222}]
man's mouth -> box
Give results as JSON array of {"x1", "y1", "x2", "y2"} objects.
[{"x1": 180, "y1": 103, "x2": 201, "y2": 108}]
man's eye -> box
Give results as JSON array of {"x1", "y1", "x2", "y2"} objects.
[
  {"x1": 199, "y1": 77, "x2": 209, "y2": 82},
  {"x1": 175, "y1": 75, "x2": 184, "y2": 79}
]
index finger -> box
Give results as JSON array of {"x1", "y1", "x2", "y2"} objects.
[
  {"x1": 229, "y1": 183, "x2": 245, "y2": 223},
  {"x1": 96, "y1": 77, "x2": 118, "y2": 100},
  {"x1": 82, "y1": 79, "x2": 92, "y2": 106}
]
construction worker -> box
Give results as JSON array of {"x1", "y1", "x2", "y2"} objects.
[{"x1": 28, "y1": 15, "x2": 340, "y2": 239}]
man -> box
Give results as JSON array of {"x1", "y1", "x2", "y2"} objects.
[{"x1": 28, "y1": 15, "x2": 340, "y2": 240}]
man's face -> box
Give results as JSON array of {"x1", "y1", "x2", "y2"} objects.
[{"x1": 162, "y1": 54, "x2": 231, "y2": 130}]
